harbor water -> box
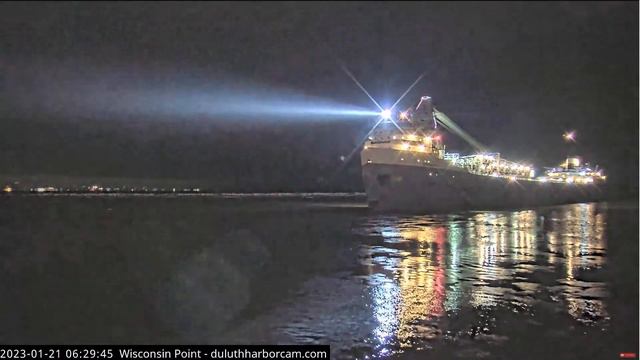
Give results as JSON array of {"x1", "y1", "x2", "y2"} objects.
[{"x1": 0, "y1": 195, "x2": 637, "y2": 359}]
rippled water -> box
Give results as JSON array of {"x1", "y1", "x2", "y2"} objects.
[
  {"x1": 221, "y1": 202, "x2": 637, "y2": 359},
  {"x1": 0, "y1": 196, "x2": 637, "y2": 359},
  {"x1": 354, "y1": 205, "x2": 608, "y2": 353}
]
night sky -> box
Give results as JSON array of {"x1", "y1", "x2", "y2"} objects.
[{"x1": 0, "y1": 2, "x2": 637, "y2": 194}]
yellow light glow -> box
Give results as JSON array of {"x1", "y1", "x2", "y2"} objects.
[
  {"x1": 400, "y1": 112, "x2": 408, "y2": 120},
  {"x1": 401, "y1": 142, "x2": 410, "y2": 150},
  {"x1": 417, "y1": 144, "x2": 426, "y2": 152},
  {"x1": 3, "y1": 186, "x2": 12, "y2": 193},
  {"x1": 407, "y1": 134, "x2": 417, "y2": 141},
  {"x1": 566, "y1": 177, "x2": 574, "y2": 183}
]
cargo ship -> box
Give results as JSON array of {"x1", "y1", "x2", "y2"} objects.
[{"x1": 360, "y1": 96, "x2": 606, "y2": 212}]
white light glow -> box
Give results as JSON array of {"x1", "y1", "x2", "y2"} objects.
[{"x1": 563, "y1": 131, "x2": 576, "y2": 142}]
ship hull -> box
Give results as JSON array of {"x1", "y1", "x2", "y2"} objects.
[{"x1": 362, "y1": 163, "x2": 604, "y2": 213}]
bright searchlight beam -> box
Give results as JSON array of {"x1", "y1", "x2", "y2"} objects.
[{"x1": 7, "y1": 66, "x2": 382, "y2": 122}]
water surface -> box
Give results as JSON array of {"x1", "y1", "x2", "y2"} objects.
[{"x1": 0, "y1": 196, "x2": 637, "y2": 359}]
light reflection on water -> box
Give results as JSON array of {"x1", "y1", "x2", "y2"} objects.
[
  {"x1": 355, "y1": 203, "x2": 607, "y2": 356},
  {"x1": 1, "y1": 197, "x2": 630, "y2": 355}
]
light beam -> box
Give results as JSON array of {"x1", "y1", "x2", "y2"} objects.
[{"x1": 8, "y1": 67, "x2": 381, "y2": 122}]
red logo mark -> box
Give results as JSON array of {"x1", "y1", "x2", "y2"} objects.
[{"x1": 619, "y1": 353, "x2": 636, "y2": 359}]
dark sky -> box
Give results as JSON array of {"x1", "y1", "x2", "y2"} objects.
[{"x1": 0, "y1": 2, "x2": 637, "y2": 193}]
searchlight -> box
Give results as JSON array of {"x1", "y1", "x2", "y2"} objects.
[{"x1": 380, "y1": 109, "x2": 392, "y2": 120}]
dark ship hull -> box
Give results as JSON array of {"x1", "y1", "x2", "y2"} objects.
[{"x1": 362, "y1": 163, "x2": 604, "y2": 213}]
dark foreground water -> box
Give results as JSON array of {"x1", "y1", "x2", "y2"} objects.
[{"x1": 0, "y1": 195, "x2": 637, "y2": 359}]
